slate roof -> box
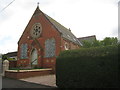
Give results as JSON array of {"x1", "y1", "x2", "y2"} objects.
[
  {"x1": 44, "y1": 14, "x2": 82, "y2": 46},
  {"x1": 34, "y1": 6, "x2": 82, "y2": 46},
  {"x1": 5, "y1": 51, "x2": 17, "y2": 57}
]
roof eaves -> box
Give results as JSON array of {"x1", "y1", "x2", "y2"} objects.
[
  {"x1": 62, "y1": 35, "x2": 82, "y2": 46},
  {"x1": 78, "y1": 35, "x2": 96, "y2": 39}
]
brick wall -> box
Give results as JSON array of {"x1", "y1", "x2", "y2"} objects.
[
  {"x1": 17, "y1": 9, "x2": 80, "y2": 69},
  {"x1": 61, "y1": 38, "x2": 80, "y2": 51},
  {"x1": 5, "y1": 69, "x2": 53, "y2": 79},
  {"x1": 9, "y1": 61, "x2": 17, "y2": 68},
  {"x1": 17, "y1": 12, "x2": 61, "y2": 68}
]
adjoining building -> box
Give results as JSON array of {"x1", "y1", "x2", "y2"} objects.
[
  {"x1": 17, "y1": 5, "x2": 82, "y2": 69},
  {"x1": 4, "y1": 51, "x2": 17, "y2": 60},
  {"x1": 77, "y1": 35, "x2": 96, "y2": 45},
  {"x1": 3, "y1": 51, "x2": 17, "y2": 68},
  {"x1": 0, "y1": 54, "x2": 2, "y2": 60}
]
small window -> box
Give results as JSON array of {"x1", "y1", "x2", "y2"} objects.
[{"x1": 64, "y1": 43, "x2": 69, "y2": 50}]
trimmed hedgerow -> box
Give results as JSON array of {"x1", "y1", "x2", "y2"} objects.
[{"x1": 56, "y1": 45, "x2": 119, "y2": 88}]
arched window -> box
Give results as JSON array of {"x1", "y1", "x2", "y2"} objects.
[
  {"x1": 64, "y1": 43, "x2": 69, "y2": 50},
  {"x1": 45, "y1": 38, "x2": 55, "y2": 57},
  {"x1": 20, "y1": 44, "x2": 28, "y2": 59}
]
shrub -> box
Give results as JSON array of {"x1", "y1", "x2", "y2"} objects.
[{"x1": 56, "y1": 45, "x2": 119, "y2": 88}]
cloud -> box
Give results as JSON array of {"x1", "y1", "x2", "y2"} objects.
[
  {"x1": 0, "y1": 43, "x2": 17, "y2": 54},
  {"x1": 0, "y1": 36, "x2": 12, "y2": 45},
  {"x1": 0, "y1": 0, "x2": 118, "y2": 53},
  {"x1": 0, "y1": 36, "x2": 17, "y2": 54}
]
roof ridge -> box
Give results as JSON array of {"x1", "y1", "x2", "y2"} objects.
[
  {"x1": 78, "y1": 35, "x2": 96, "y2": 39},
  {"x1": 44, "y1": 14, "x2": 70, "y2": 32}
]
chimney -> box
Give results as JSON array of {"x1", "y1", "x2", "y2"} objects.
[{"x1": 69, "y1": 28, "x2": 71, "y2": 32}]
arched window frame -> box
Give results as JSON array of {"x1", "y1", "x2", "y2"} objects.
[
  {"x1": 31, "y1": 48, "x2": 38, "y2": 65},
  {"x1": 45, "y1": 38, "x2": 56, "y2": 58},
  {"x1": 20, "y1": 43, "x2": 28, "y2": 59},
  {"x1": 64, "y1": 42, "x2": 69, "y2": 50}
]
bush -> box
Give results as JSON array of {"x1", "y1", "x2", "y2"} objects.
[{"x1": 56, "y1": 45, "x2": 119, "y2": 88}]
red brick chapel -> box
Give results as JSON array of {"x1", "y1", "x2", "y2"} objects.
[{"x1": 17, "y1": 5, "x2": 82, "y2": 69}]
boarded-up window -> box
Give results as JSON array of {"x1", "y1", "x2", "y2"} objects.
[
  {"x1": 20, "y1": 44, "x2": 28, "y2": 59},
  {"x1": 45, "y1": 38, "x2": 55, "y2": 57}
]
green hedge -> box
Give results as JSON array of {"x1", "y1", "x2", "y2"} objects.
[{"x1": 56, "y1": 45, "x2": 119, "y2": 88}]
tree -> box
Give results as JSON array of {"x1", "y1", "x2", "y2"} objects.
[
  {"x1": 82, "y1": 37, "x2": 118, "y2": 48},
  {"x1": 101, "y1": 37, "x2": 118, "y2": 46},
  {"x1": 92, "y1": 40, "x2": 101, "y2": 47},
  {"x1": 82, "y1": 40, "x2": 92, "y2": 48},
  {"x1": 111, "y1": 37, "x2": 118, "y2": 45},
  {"x1": 2, "y1": 54, "x2": 8, "y2": 60}
]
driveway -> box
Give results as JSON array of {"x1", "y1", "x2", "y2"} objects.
[
  {"x1": 2, "y1": 76, "x2": 57, "y2": 88},
  {"x1": 20, "y1": 74, "x2": 57, "y2": 87}
]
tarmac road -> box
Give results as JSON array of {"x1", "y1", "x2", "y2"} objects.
[
  {"x1": 0, "y1": 60, "x2": 2, "y2": 90},
  {"x1": 2, "y1": 77, "x2": 57, "y2": 89},
  {"x1": 0, "y1": 75, "x2": 1, "y2": 90}
]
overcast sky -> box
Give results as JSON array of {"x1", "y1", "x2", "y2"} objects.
[{"x1": 0, "y1": 0, "x2": 119, "y2": 54}]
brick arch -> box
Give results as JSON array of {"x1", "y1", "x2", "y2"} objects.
[
  {"x1": 31, "y1": 39, "x2": 43, "y2": 51},
  {"x1": 29, "y1": 39, "x2": 43, "y2": 68}
]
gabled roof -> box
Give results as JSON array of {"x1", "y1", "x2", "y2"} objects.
[
  {"x1": 44, "y1": 14, "x2": 82, "y2": 46},
  {"x1": 34, "y1": 6, "x2": 82, "y2": 46},
  {"x1": 18, "y1": 6, "x2": 82, "y2": 46}
]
